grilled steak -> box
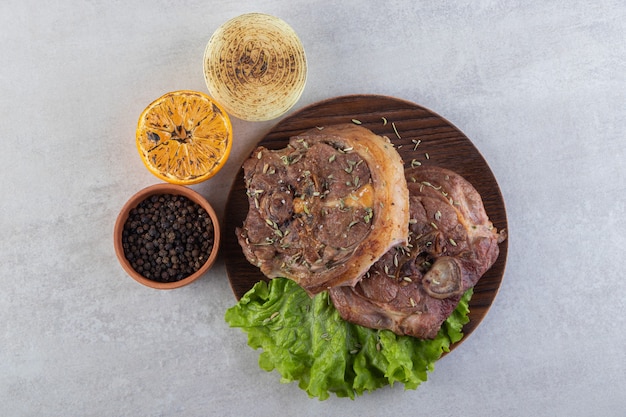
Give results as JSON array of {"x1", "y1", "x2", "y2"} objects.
[
  {"x1": 237, "y1": 124, "x2": 409, "y2": 295},
  {"x1": 329, "y1": 166, "x2": 506, "y2": 339}
]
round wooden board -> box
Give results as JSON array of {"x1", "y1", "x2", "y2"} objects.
[{"x1": 222, "y1": 94, "x2": 508, "y2": 349}]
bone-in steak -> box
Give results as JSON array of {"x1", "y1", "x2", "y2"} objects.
[
  {"x1": 237, "y1": 124, "x2": 409, "y2": 295},
  {"x1": 329, "y1": 166, "x2": 506, "y2": 339}
]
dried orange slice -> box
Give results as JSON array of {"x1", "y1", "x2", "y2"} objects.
[{"x1": 136, "y1": 90, "x2": 232, "y2": 185}]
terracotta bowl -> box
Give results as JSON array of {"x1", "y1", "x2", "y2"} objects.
[{"x1": 114, "y1": 183, "x2": 220, "y2": 289}]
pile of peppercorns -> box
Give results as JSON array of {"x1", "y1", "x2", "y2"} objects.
[{"x1": 121, "y1": 193, "x2": 214, "y2": 283}]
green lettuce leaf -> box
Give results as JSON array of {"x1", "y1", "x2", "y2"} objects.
[{"x1": 225, "y1": 278, "x2": 472, "y2": 400}]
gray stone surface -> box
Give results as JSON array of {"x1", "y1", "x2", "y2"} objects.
[{"x1": 1, "y1": 0, "x2": 624, "y2": 415}]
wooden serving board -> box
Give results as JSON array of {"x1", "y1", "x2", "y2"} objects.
[{"x1": 222, "y1": 94, "x2": 508, "y2": 348}]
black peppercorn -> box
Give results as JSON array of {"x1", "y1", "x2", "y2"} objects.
[{"x1": 121, "y1": 194, "x2": 214, "y2": 283}]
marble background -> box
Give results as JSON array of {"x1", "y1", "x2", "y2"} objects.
[{"x1": 1, "y1": 0, "x2": 624, "y2": 416}]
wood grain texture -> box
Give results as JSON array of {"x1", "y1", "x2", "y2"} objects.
[{"x1": 222, "y1": 95, "x2": 508, "y2": 350}]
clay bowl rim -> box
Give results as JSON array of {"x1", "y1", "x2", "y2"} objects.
[{"x1": 113, "y1": 183, "x2": 221, "y2": 289}]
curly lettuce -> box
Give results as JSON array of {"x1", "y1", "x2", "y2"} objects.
[{"x1": 225, "y1": 278, "x2": 472, "y2": 400}]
